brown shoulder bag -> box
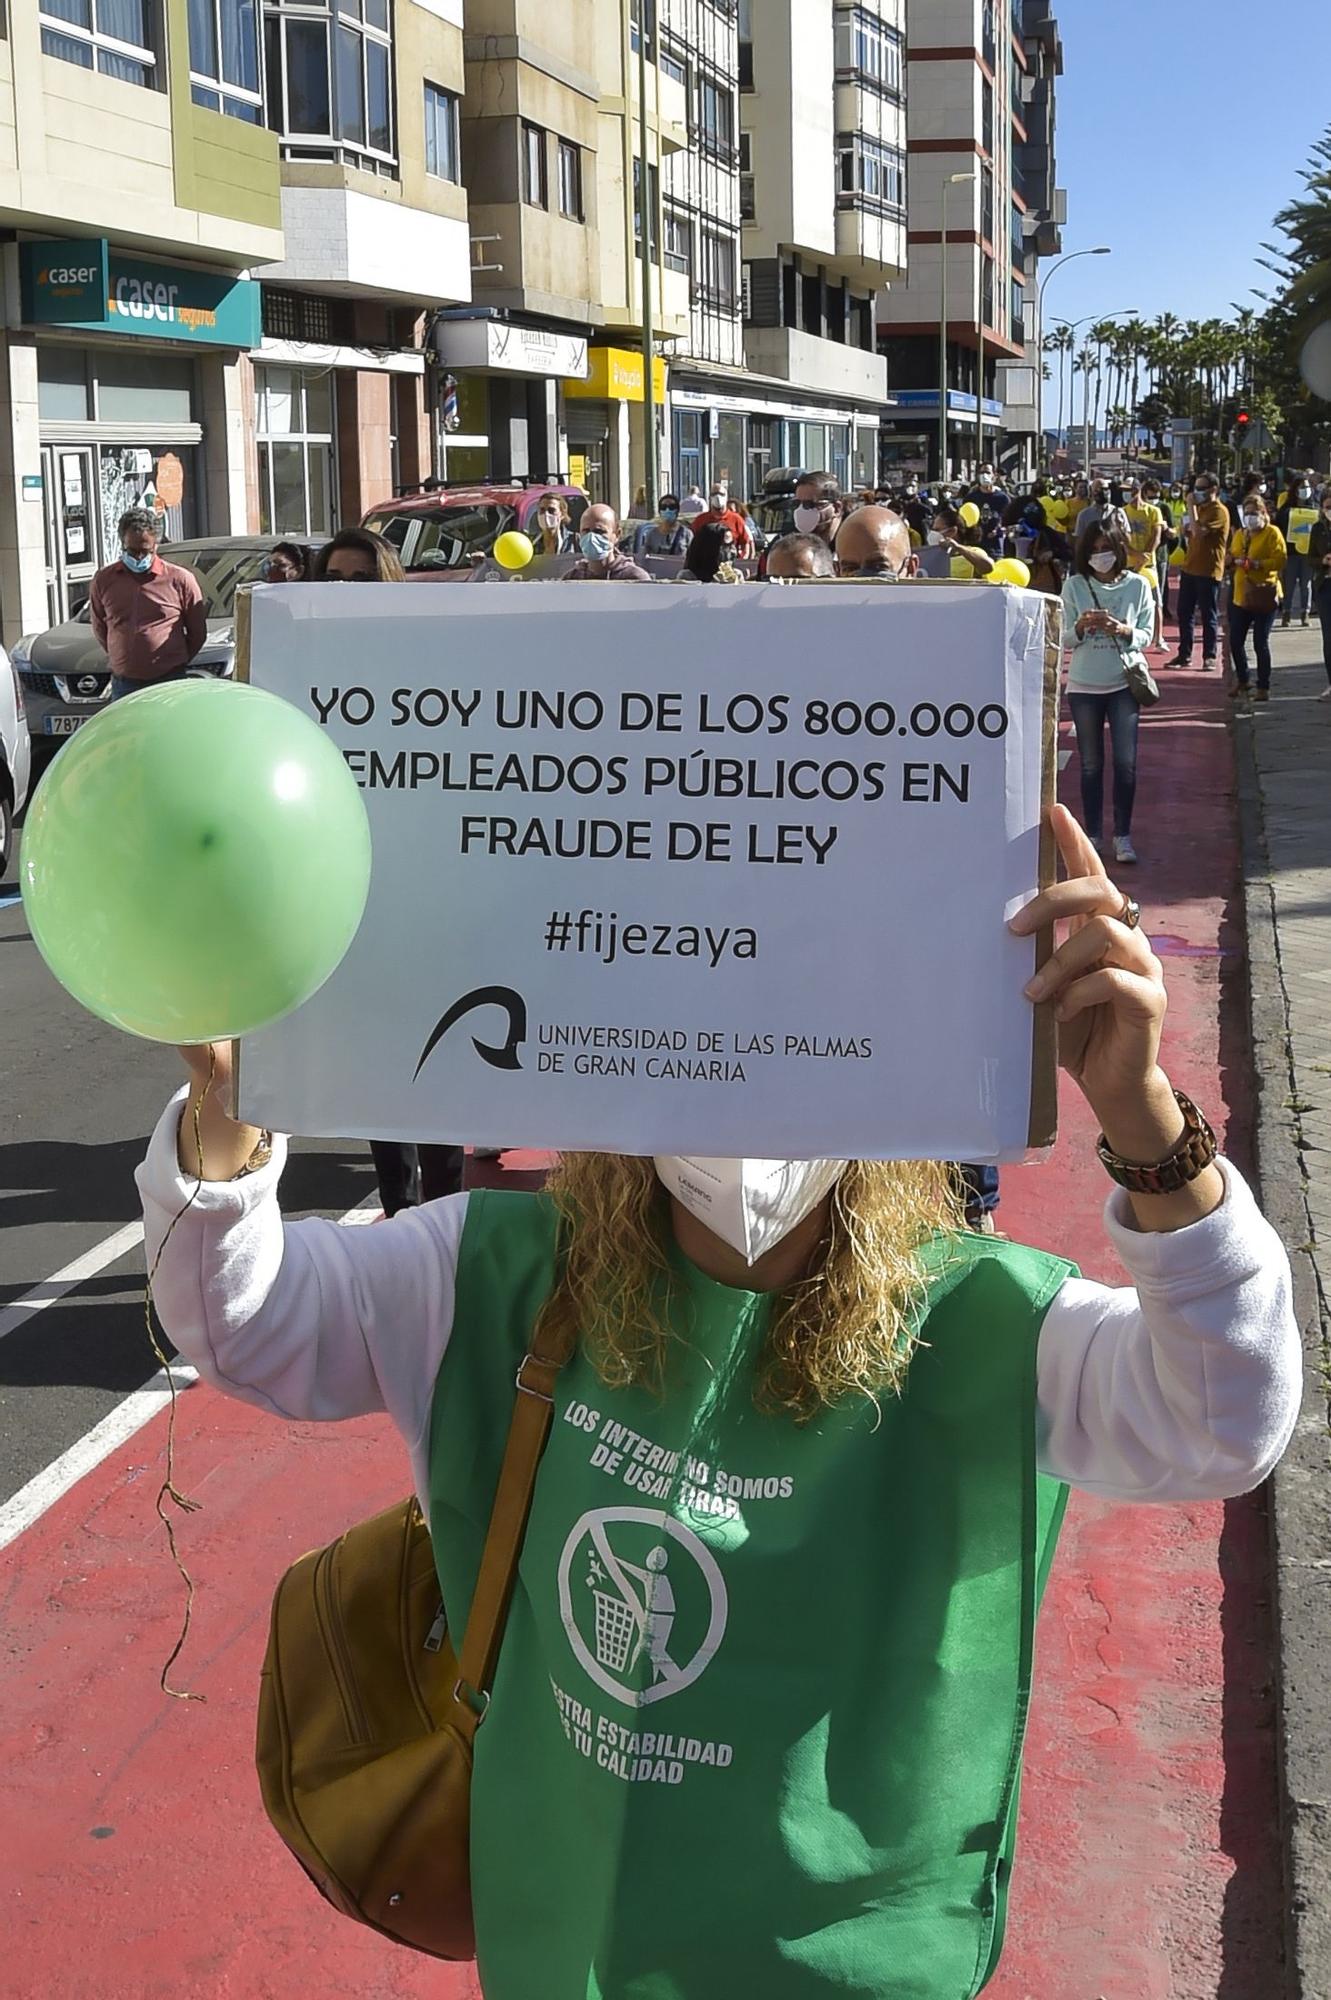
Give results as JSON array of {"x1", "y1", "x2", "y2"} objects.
[{"x1": 254, "y1": 1324, "x2": 570, "y2": 1960}]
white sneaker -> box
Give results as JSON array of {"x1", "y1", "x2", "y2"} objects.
[
  {"x1": 1320, "y1": 688, "x2": 1331, "y2": 703},
  {"x1": 1113, "y1": 836, "x2": 1139, "y2": 866}
]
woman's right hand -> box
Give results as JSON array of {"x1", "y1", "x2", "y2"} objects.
[{"x1": 176, "y1": 1042, "x2": 264, "y2": 1181}]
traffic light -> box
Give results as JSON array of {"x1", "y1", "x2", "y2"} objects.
[{"x1": 1235, "y1": 409, "x2": 1251, "y2": 434}]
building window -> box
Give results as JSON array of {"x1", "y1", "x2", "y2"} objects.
[
  {"x1": 188, "y1": 0, "x2": 261, "y2": 120},
  {"x1": 982, "y1": 79, "x2": 994, "y2": 157},
  {"x1": 423, "y1": 81, "x2": 459, "y2": 181},
  {"x1": 628, "y1": 0, "x2": 656, "y2": 54},
  {"x1": 738, "y1": 130, "x2": 754, "y2": 222},
  {"x1": 263, "y1": 0, "x2": 394, "y2": 172},
  {"x1": 980, "y1": 165, "x2": 994, "y2": 245},
  {"x1": 697, "y1": 72, "x2": 734, "y2": 157},
  {"x1": 981, "y1": 0, "x2": 997, "y2": 69},
  {"x1": 255, "y1": 365, "x2": 336, "y2": 537},
  {"x1": 522, "y1": 121, "x2": 548, "y2": 208},
  {"x1": 833, "y1": 7, "x2": 903, "y2": 97},
  {"x1": 837, "y1": 133, "x2": 906, "y2": 213},
  {"x1": 632, "y1": 157, "x2": 659, "y2": 253},
  {"x1": 262, "y1": 287, "x2": 353, "y2": 342},
  {"x1": 557, "y1": 137, "x2": 583, "y2": 220},
  {"x1": 663, "y1": 207, "x2": 691, "y2": 275},
  {"x1": 737, "y1": 0, "x2": 753, "y2": 87},
  {"x1": 700, "y1": 227, "x2": 737, "y2": 310},
  {"x1": 660, "y1": 41, "x2": 686, "y2": 85},
  {"x1": 39, "y1": 0, "x2": 158, "y2": 87},
  {"x1": 1011, "y1": 277, "x2": 1025, "y2": 344}
]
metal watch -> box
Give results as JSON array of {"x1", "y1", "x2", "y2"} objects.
[
  {"x1": 232, "y1": 1130, "x2": 274, "y2": 1179},
  {"x1": 1095, "y1": 1090, "x2": 1218, "y2": 1195}
]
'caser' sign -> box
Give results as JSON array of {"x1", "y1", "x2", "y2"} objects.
[{"x1": 19, "y1": 238, "x2": 261, "y2": 350}]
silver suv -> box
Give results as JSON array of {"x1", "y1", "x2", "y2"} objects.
[
  {"x1": 13, "y1": 537, "x2": 321, "y2": 774},
  {"x1": 0, "y1": 642, "x2": 32, "y2": 878}
]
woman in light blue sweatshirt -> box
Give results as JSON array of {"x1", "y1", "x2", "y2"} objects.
[{"x1": 1061, "y1": 513, "x2": 1155, "y2": 866}]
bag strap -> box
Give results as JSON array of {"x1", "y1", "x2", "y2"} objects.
[{"x1": 449, "y1": 1255, "x2": 575, "y2": 1736}]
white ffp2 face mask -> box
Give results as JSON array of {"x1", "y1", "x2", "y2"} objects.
[
  {"x1": 654, "y1": 1156, "x2": 847, "y2": 1265},
  {"x1": 792, "y1": 504, "x2": 824, "y2": 535}
]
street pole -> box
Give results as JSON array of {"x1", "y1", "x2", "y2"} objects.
[
  {"x1": 938, "y1": 180, "x2": 950, "y2": 485},
  {"x1": 1035, "y1": 247, "x2": 1111, "y2": 470},
  {"x1": 938, "y1": 173, "x2": 975, "y2": 485},
  {"x1": 976, "y1": 283, "x2": 985, "y2": 478},
  {"x1": 637, "y1": 5, "x2": 658, "y2": 514}
]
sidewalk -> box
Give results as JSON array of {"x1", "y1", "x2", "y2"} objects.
[
  {"x1": 1231, "y1": 618, "x2": 1331, "y2": 1999},
  {"x1": 0, "y1": 642, "x2": 1288, "y2": 1997}
]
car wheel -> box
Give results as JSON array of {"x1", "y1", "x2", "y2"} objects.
[{"x1": 0, "y1": 783, "x2": 13, "y2": 882}]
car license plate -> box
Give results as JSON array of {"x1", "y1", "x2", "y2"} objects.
[{"x1": 44, "y1": 716, "x2": 84, "y2": 736}]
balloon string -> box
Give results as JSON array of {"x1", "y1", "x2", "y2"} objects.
[{"x1": 143, "y1": 1048, "x2": 214, "y2": 1704}]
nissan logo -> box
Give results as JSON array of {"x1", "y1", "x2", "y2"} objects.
[{"x1": 76, "y1": 675, "x2": 100, "y2": 695}]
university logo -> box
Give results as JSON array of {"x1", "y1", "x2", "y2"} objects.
[{"x1": 557, "y1": 1507, "x2": 727, "y2": 1709}]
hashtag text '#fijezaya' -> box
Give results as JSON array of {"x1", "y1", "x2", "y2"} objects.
[{"x1": 542, "y1": 912, "x2": 758, "y2": 968}]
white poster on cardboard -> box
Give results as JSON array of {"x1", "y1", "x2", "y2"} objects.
[{"x1": 239, "y1": 581, "x2": 1053, "y2": 1162}]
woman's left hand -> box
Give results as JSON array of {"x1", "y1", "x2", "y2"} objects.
[{"x1": 1009, "y1": 806, "x2": 1176, "y2": 1148}]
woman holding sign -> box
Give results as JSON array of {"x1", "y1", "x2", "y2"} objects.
[{"x1": 137, "y1": 802, "x2": 1299, "y2": 2000}]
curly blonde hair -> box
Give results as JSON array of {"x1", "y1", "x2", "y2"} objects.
[{"x1": 532, "y1": 1155, "x2": 964, "y2": 1419}]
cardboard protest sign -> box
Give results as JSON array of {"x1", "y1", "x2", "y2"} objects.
[{"x1": 238, "y1": 582, "x2": 1058, "y2": 1161}]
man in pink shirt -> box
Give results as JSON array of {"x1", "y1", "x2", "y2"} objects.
[{"x1": 89, "y1": 507, "x2": 207, "y2": 700}]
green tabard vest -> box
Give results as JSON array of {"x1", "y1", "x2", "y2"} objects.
[{"x1": 428, "y1": 1190, "x2": 1073, "y2": 1999}]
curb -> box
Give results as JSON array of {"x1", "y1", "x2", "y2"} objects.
[{"x1": 1231, "y1": 694, "x2": 1331, "y2": 1998}]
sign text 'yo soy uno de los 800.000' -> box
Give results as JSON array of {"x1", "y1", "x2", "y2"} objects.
[{"x1": 239, "y1": 582, "x2": 1057, "y2": 1162}]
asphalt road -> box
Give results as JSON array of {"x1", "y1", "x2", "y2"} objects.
[{"x1": 0, "y1": 822, "x2": 378, "y2": 1507}]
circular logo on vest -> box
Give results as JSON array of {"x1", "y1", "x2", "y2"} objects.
[{"x1": 557, "y1": 1506, "x2": 727, "y2": 1709}]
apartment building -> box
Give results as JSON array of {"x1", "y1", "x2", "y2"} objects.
[
  {"x1": 0, "y1": 1, "x2": 281, "y2": 639},
  {"x1": 0, "y1": 0, "x2": 471, "y2": 643},
  {"x1": 876, "y1": 0, "x2": 1063, "y2": 481}
]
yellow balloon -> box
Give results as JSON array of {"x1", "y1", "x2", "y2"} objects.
[
  {"x1": 988, "y1": 557, "x2": 1032, "y2": 588},
  {"x1": 493, "y1": 531, "x2": 535, "y2": 571},
  {"x1": 958, "y1": 501, "x2": 982, "y2": 528}
]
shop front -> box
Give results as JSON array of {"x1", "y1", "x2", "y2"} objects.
[
  {"x1": 17, "y1": 239, "x2": 259, "y2": 626},
  {"x1": 668, "y1": 372, "x2": 882, "y2": 506},
  {"x1": 564, "y1": 348, "x2": 669, "y2": 514},
  {"x1": 430, "y1": 316, "x2": 592, "y2": 488}
]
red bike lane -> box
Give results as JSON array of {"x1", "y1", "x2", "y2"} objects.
[{"x1": 0, "y1": 654, "x2": 1281, "y2": 1998}]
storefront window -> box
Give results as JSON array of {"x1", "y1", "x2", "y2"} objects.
[
  {"x1": 255, "y1": 364, "x2": 336, "y2": 535},
  {"x1": 674, "y1": 411, "x2": 705, "y2": 498},
  {"x1": 829, "y1": 424, "x2": 851, "y2": 492},
  {"x1": 38, "y1": 348, "x2": 92, "y2": 424},
  {"x1": 714, "y1": 414, "x2": 745, "y2": 500},
  {"x1": 97, "y1": 352, "x2": 195, "y2": 424}
]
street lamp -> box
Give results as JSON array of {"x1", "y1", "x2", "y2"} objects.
[
  {"x1": 938, "y1": 172, "x2": 975, "y2": 482},
  {"x1": 1035, "y1": 247, "x2": 1110, "y2": 468}
]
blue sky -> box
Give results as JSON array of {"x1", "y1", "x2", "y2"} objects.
[{"x1": 1046, "y1": 0, "x2": 1331, "y2": 335}]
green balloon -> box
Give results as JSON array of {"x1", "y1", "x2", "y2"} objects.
[{"x1": 22, "y1": 679, "x2": 372, "y2": 1043}]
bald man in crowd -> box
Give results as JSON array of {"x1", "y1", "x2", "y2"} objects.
[
  {"x1": 766, "y1": 534, "x2": 837, "y2": 580},
  {"x1": 832, "y1": 505, "x2": 917, "y2": 579}
]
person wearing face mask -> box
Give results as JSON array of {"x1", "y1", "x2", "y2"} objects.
[
  {"x1": 560, "y1": 503, "x2": 651, "y2": 582},
  {"x1": 791, "y1": 472, "x2": 842, "y2": 549},
  {"x1": 1227, "y1": 495, "x2": 1286, "y2": 703},
  {"x1": 690, "y1": 487, "x2": 753, "y2": 559},
  {"x1": 1166, "y1": 472, "x2": 1229, "y2": 670},
  {"x1": 1006, "y1": 502, "x2": 1065, "y2": 595},
  {"x1": 1306, "y1": 491, "x2": 1331, "y2": 701},
  {"x1": 633, "y1": 494, "x2": 693, "y2": 559},
  {"x1": 90, "y1": 506, "x2": 207, "y2": 701},
  {"x1": 1122, "y1": 481, "x2": 1165, "y2": 652},
  {"x1": 143, "y1": 796, "x2": 1298, "y2": 2000},
  {"x1": 677, "y1": 522, "x2": 744, "y2": 583},
  {"x1": 916, "y1": 503, "x2": 996, "y2": 579},
  {"x1": 1275, "y1": 477, "x2": 1316, "y2": 628},
  {"x1": 964, "y1": 463, "x2": 1010, "y2": 516},
  {"x1": 532, "y1": 496, "x2": 576, "y2": 557},
  {"x1": 832, "y1": 505, "x2": 916, "y2": 578},
  {"x1": 1074, "y1": 481, "x2": 1110, "y2": 543},
  {"x1": 1062, "y1": 517, "x2": 1155, "y2": 866}
]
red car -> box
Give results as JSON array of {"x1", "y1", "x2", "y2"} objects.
[{"x1": 362, "y1": 481, "x2": 589, "y2": 575}]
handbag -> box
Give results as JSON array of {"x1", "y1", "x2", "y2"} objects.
[
  {"x1": 1239, "y1": 531, "x2": 1279, "y2": 614},
  {"x1": 254, "y1": 1317, "x2": 572, "y2": 1960},
  {"x1": 1084, "y1": 577, "x2": 1160, "y2": 706}
]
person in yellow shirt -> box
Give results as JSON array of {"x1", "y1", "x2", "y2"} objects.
[
  {"x1": 1276, "y1": 475, "x2": 1317, "y2": 627},
  {"x1": 1228, "y1": 493, "x2": 1287, "y2": 702},
  {"x1": 1123, "y1": 478, "x2": 1165, "y2": 650}
]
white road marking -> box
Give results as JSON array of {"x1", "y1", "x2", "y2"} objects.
[
  {"x1": 1058, "y1": 748, "x2": 1074, "y2": 770},
  {"x1": 0, "y1": 1194, "x2": 381, "y2": 1548},
  {"x1": 0, "y1": 1220, "x2": 145, "y2": 1343}
]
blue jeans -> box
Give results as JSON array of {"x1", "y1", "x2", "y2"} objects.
[
  {"x1": 1068, "y1": 686, "x2": 1140, "y2": 841},
  {"x1": 1282, "y1": 550, "x2": 1310, "y2": 621},
  {"x1": 109, "y1": 667, "x2": 192, "y2": 701},
  {"x1": 1229, "y1": 604, "x2": 1276, "y2": 689},
  {"x1": 1175, "y1": 572, "x2": 1220, "y2": 663}
]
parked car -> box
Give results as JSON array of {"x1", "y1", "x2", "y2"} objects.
[
  {"x1": 12, "y1": 536, "x2": 325, "y2": 773},
  {"x1": 361, "y1": 481, "x2": 589, "y2": 574},
  {"x1": 0, "y1": 641, "x2": 32, "y2": 878}
]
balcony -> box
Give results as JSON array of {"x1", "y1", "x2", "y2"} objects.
[
  {"x1": 263, "y1": 179, "x2": 471, "y2": 303},
  {"x1": 835, "y1": 202, "x2": 907, "y2": 286},
  {"x1": 742, "y1": 324, "x2": 888, "y2": 407}
]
